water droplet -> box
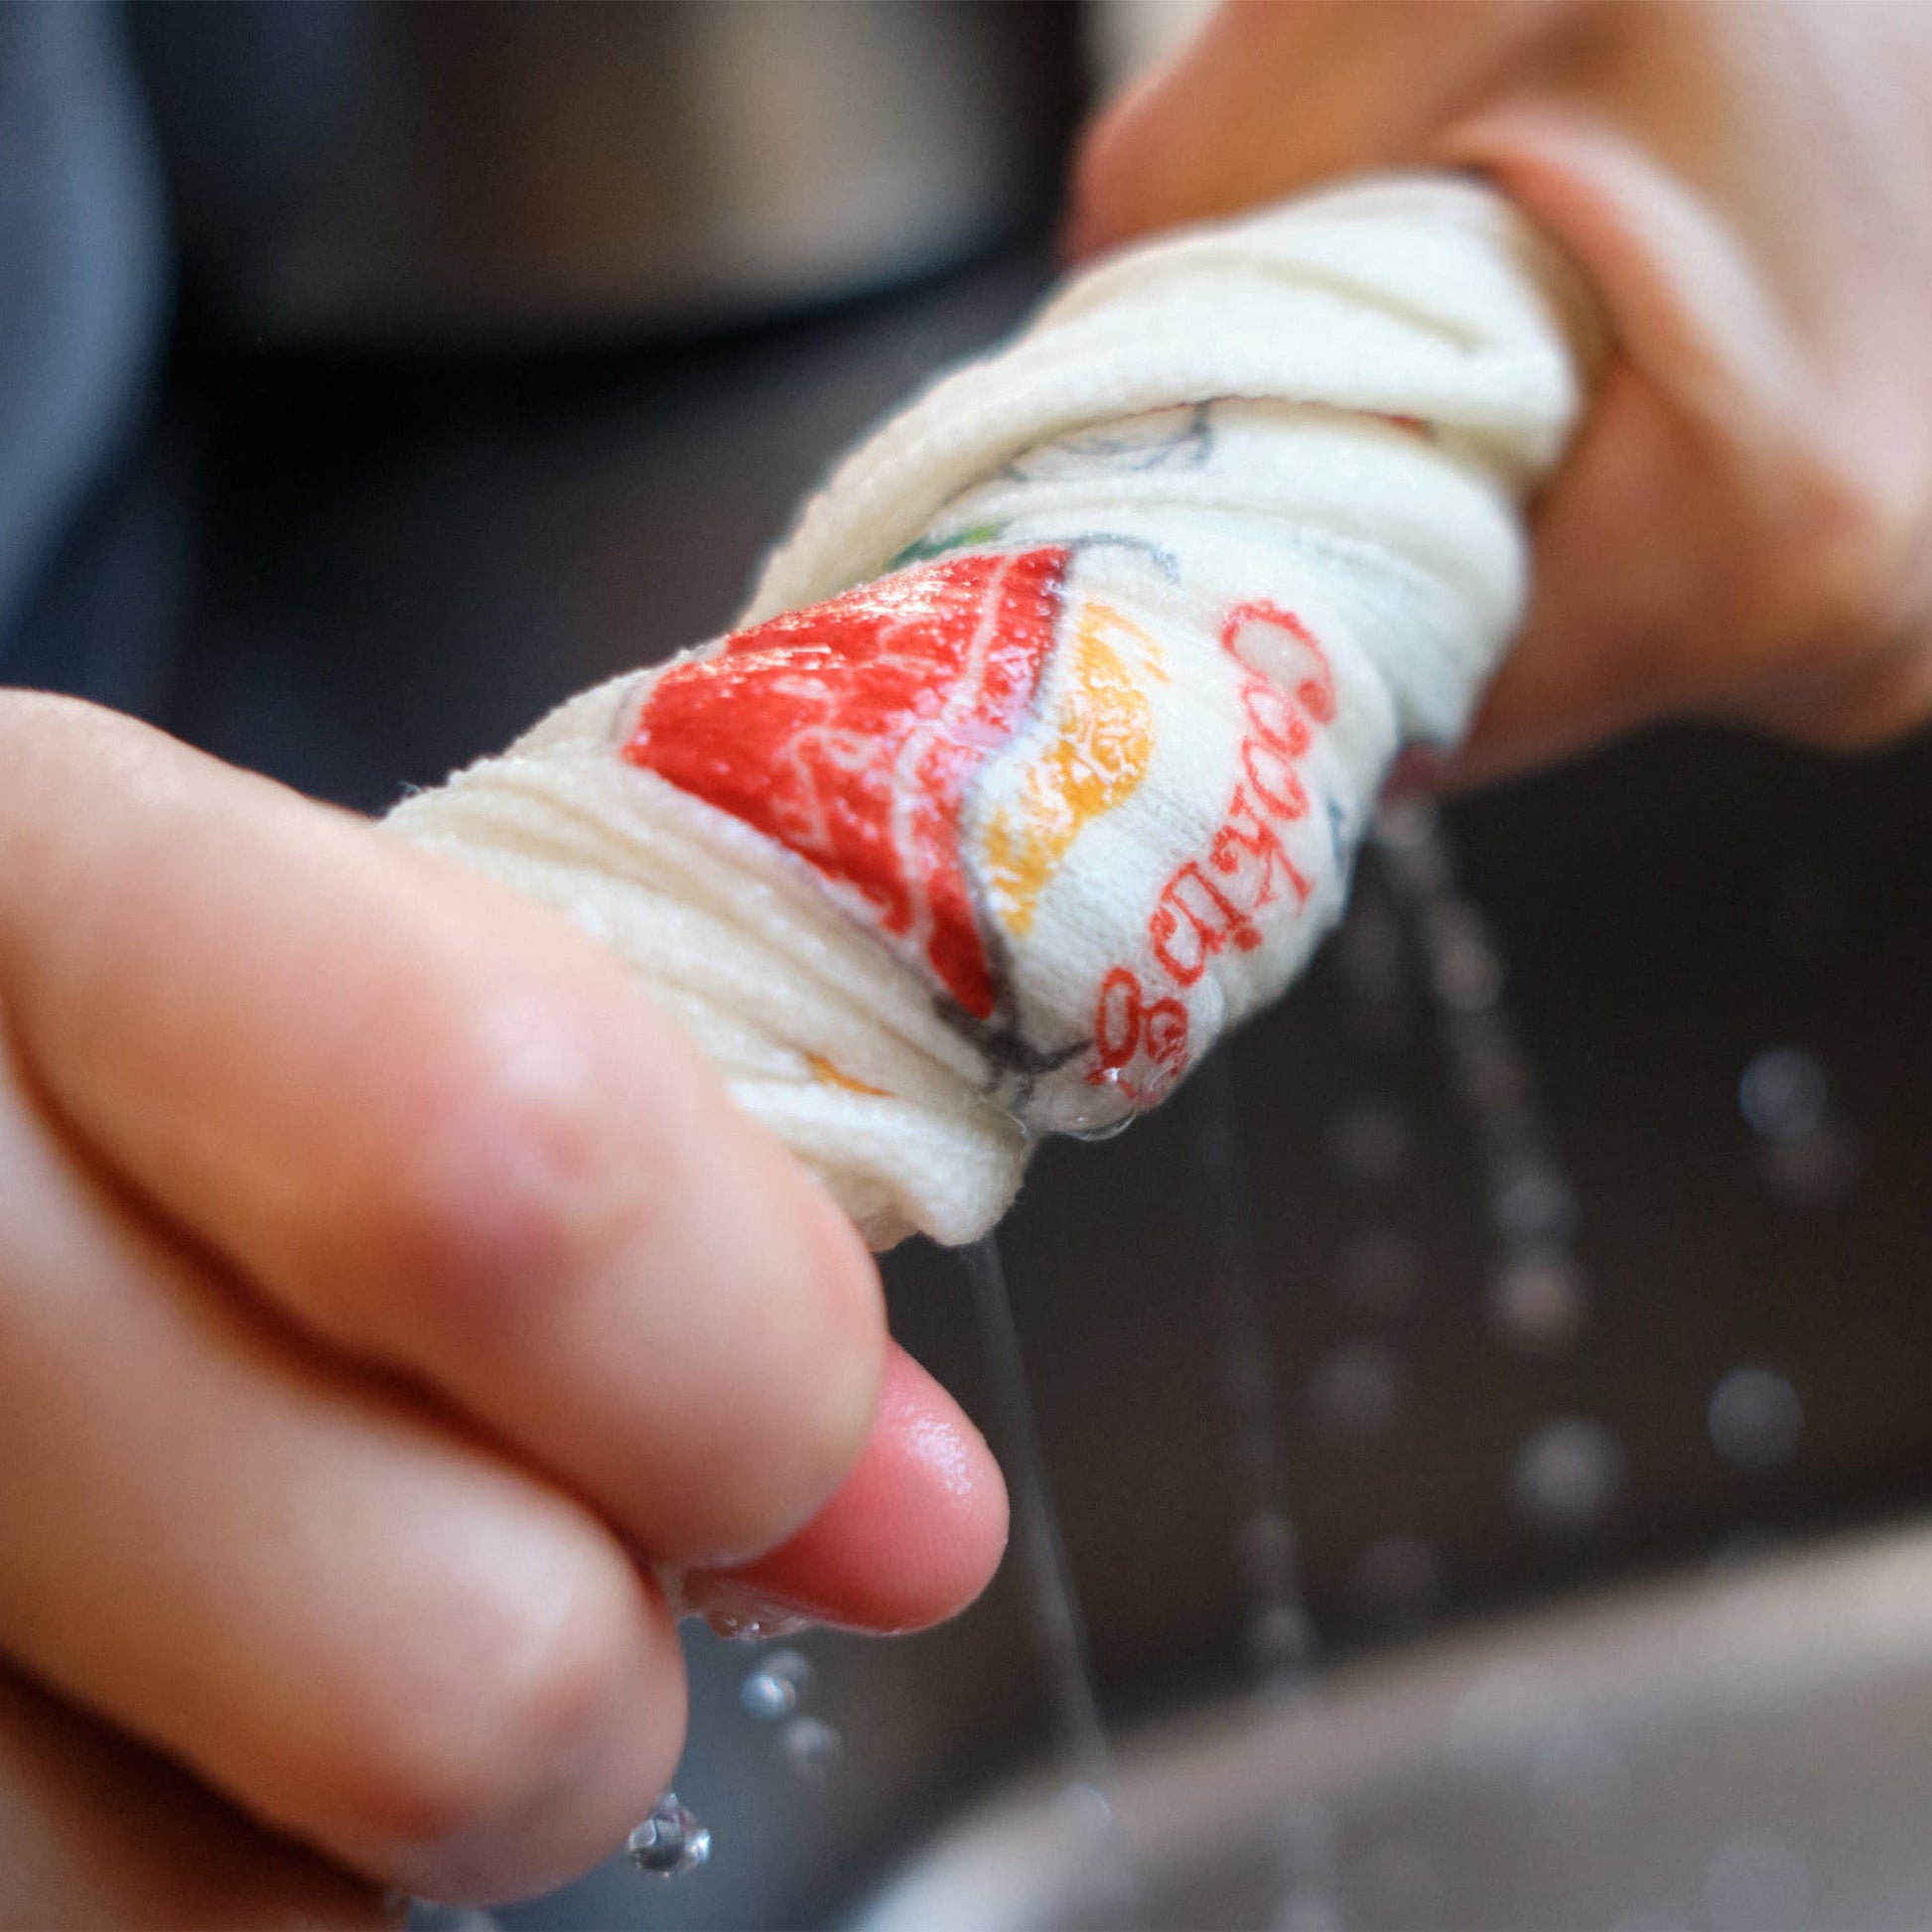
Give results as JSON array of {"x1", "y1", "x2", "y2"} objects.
[
  {"x1": 1489, "y1": 1251, "x2": 1587, "y2": 1350},
  {"x1": 1245, "y1": 1601, "x2": 1318, "y2": 1678},
  {"x1": 1035, "y1": 1067, "x2": 1138, "y2": 1141},
  {"x1": 1239, "y1": 1508, "x2": 1299, "y2": 1595},
  {"x1": 1343, "y1": 1534, "x2": 1444, "y2": 1631},
  {"x1": 1702, "y1": 1831, "x2": 1811, "y2": 1930},
  {"x1": 1708, "y1": 1367, "x2": 1804, "y2": 1469},
  {"x1": 1327, "y1": 1099, "x2": 1413, "y2": 1187},
  {"x1": 760, "y1": 1645, "x2": 812, "y2": 1690},
  {"x1": 1738, "y1": 1048, "x2": 1828, "y2": 1142},
  {"x1": 778, "y1": 1715, "x2": 843, "y2": 1784},
  {"x1": 1436, "y1": 940, "x2": 1502, "y2": 1011},
  {"x1": 1458, "y1": 1034, "x2": 1530, "y2": 1112},
  {"x1": 1488, "y1": 1153, "x2": 1578, "y2": 1244},
  {"x1": 1426, "y1": 904, "x2": 1503, "y2": 1012},
  {"x1": 1052, "y1": 1778, "x2": 1117, "y2": 1835},
  {"x1": 1338, "y1": 895, "x2": 1403, "y2": 992},
  {"x1": 403, "y1": 1906, "x2": 503, "y2": 1932},
  {"x1": 1309, "y1": 1343, "x2": 1402, "y2": 1435},
  {"x1": 740, "y1": 1668, "x2": 795, "y2": 1722},
  {"x1": 1373, "y1": 798, "x2": 1440, "y2": 854},
  {"x1": 704, "y1": 1605, "x2": 813, "y2": 1642},
  {"x1": 1760, "y1": 1121, "x2": 1859, "y2": 1203},
  {"x1": 1512, "y1": 1419, "x2": 1624, "y2": 1533},
  {"x1": 1333, "y1": 1227, "x2": 1422, "y2": 1315},
  {"x1": 626, "y1": 1793, "x2": 712, "y2": 1878}
]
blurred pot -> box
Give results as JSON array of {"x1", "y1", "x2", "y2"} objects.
[
  {"x1": 133, "y1": 0, "x2": 1074, "y2": 346},
  {"x1": 856, "y1": 1524, "x2": 1932, "y2": 1931}
]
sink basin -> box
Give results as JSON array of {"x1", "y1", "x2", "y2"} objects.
[{"x1": 857, "y1": 1524, "x2": 1932, "y2": 1931}]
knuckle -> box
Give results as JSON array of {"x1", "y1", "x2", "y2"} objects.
[
  {"x1": 700, "y1": 1189, "x2": 886, "y2": 1558},
  {"x1": 327, "y1": 1542, "x2": 658, "y2": 1861},
  {"x1": 1759, "y1": 439, "x2": 1923, "y2": 654},
  {"x1": 764, "y1": 1188, "x2": 884, "y2": 1435},
  {"x1": 1798, "y1": 634, "x2": 1932, "y2": 753},
  {"x1": 376, "y1": 1002, "x2": 628, "y2": 1338}
]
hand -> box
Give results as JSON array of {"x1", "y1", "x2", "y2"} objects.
[
  {"x1": 1071, "y1": 0, "x2": 1932, "y2": 784},
  {"x1": 0, "y1": 693, "x2": 1007, "y2": 1924}
]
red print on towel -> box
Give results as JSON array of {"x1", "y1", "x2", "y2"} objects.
[{"x1": 624, "y1": 548, "x2": 1069, "y2": 1021}]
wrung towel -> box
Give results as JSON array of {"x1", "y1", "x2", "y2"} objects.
[{"x1": 386, "y1": 174, "x2": 1595, "y2": 1248}]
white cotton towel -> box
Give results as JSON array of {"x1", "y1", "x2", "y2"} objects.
[{"x1": 386, "y1": 174, "x2": 1596, "y2": 1249}]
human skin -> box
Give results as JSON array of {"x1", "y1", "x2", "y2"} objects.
[
  {"x1": 12, "y1": 6, "x2": 1932, "y2": 1916},
  {"x1": 1070, "y1": 0, "x2": 1932, "y2": 786},
  {"x1": 0, "y1": 694, "x2": 1008, "y2": 1925}
]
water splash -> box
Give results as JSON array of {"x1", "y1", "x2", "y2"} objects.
[
  {"x1": 1308, "y1": 1342, "x2": 1402, "y2": 1436},
  {"x1": 1184, "y1": 1050, "x2": 1320, "y2": 1699},
  {"x1": 1326, "y1": 1095, "x2": 1414, "y2": 1187},
  {"x1": 1376, "y1": 805, "x2": 1589, "y2": 1354},
  {"x1": 739, "y1": 1668, "x2": 795, "y2": 1722},
  {"x1": 740, "y1": 1645, "x2": 813, "y2": 1722},
  {"x1": 958, "y1": 1237, "x2": 1120, "y2": 1790},
  {"x1": 960, "y1": 1235, "x2": 1147, "y2": 1924},
  {"x1": 401, "y1": 1905, "x2": 503, "y2": 1932},
  {"x1": 626, "y1": 1792, "x2": 712, "y2": 1878},
  {"x1": 779, "y1": 1714, "x2": 845, "y2": 1784},
  {"x1": 1489, "y1": 1251, "x2": 1588, "y2": 1351},
  {"x1": 1708, "y1": 1367, "x2": 1804, "y2": 1469},
  {"x1": 1738, "y1": 1048, "x2": 1828, "y2": 1142},
  {"x1": 1512, "y1": 1419, "x2": 1625, "y2": 1533}
]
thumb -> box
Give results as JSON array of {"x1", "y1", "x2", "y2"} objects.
[{"x1": 1067, "y1": 0, "x2": 1568, "y2": 257}]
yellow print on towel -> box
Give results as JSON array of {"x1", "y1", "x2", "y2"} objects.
[{"x1": 984, "y1": 603, "x2": 1157, "y2": 937}]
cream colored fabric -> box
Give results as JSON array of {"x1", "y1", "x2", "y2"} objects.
[{"x1": 386, "y1": 174, "x2": 1592, "y2": 1248}]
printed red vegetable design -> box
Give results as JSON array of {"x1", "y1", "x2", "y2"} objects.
[{"x1": 624, "y1": 547, "x2": 1070, "y2": 1021}]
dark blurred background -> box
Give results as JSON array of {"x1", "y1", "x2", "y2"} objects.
[{"x1": 8, "y1": 5, "x2": 1932, "y2": 1928}]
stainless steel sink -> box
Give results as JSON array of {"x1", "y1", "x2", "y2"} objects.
[{"x1": 857, "y1": 1524, "x2": 1932, "y2": 1931}]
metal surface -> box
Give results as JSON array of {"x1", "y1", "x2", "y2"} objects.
[
  {"x1": 858, "y1": 1524, "x2": 1932, "y2": 1930},
  {"x1": 131, "y1": 1, "x2": 1073, "y2": 345}
]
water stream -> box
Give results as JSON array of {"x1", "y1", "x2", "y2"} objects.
[{"x1": 957, "y1": 1234, "x2": 1141, "y2": 1922}]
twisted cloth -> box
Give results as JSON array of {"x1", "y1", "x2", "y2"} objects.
[{"x1": 386, "y1": 175, "x2": 1595, "y2": 1248}]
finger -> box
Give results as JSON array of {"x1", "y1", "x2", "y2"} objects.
[
  {"x1": 684, "y1": 1345, "x2": 1010, "y2": 1638},
  {"x1": 0, "y1": 1664, "x2": 385, "y2": 1932},
  {"x1": 1430, "y1": 359, "x2": 1725, "y2": 787},
  {"x1": 1068, "y1": 0, "x2": 1568, "y2": 257},
  {"x1": 0, "y1": 1032, "x2": 682, "y2": 1905},
  {"x1": 1725, "y1": 621, "x2": 1932, "y2": 754},
  {"x1": 0, "y1": 694, "x2": 885, "y2": 1568}
]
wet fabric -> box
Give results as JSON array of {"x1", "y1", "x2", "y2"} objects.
[{"x1": 387, "y1": 176, "x2": 1594, "y2": 1247}]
